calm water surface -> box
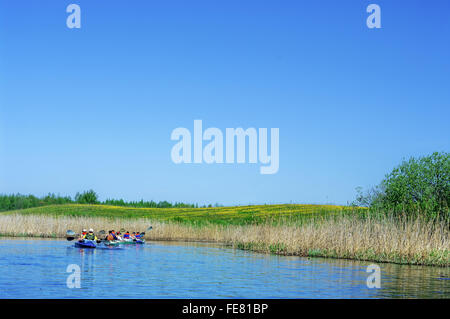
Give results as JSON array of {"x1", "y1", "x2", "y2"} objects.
[{"x1": 0, "y1": 238, "x2": 448, "y2": 298}]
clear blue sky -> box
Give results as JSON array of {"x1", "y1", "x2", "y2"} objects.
[{"x1": 0, "y1": 0, "x2": 449, "y2": 205}]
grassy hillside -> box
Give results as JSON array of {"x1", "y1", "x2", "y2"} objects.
[{"x1": 1, "y1": 203, "x2": 365, "y2": 225}]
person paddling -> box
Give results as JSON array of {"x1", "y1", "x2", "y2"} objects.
[
  {"x1": 123, "y1": 231, "x2": 130, "y2": 239},
  {"x1": 106, "y1": 230, "x2": 115, "y2": 241},
  {"x1": 84, "y1": 228, "x2": 97, "y2": 241},
  {"x1": 78, "y1": 229, "x2": 87, "y2": 241},
  {"x1": 111, "y1": 230, "x2": 118, "y2": 240}
]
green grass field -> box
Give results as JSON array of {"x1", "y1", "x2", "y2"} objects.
[{"x1": 1, "y1": 203, "x2": 365, "y2": 225}]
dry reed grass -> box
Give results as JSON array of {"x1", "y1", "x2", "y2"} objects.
[{"x1": 0, "y1": 214, "x2": 448, "y2": 266}]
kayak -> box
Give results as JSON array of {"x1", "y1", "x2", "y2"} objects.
[
  {"x1": 102, "y1": 239, "x2": 145, "y2": 246},
  {"x1": 74, "y1": 240, "x2": 97, "y2": 248},
  {"x1": 121, "y1": 239, "x2": 145, "y2": 245},
  {"x1": 103, "y1": 240, "x2": 121, "y2": 247}
]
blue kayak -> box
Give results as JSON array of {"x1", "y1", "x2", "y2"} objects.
[{"x1": 74, "y1": 240, "x2": 97, "y2": 248}]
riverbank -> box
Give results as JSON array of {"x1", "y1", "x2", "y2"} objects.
[{"x1": 0, "y1": 211, "x2": 448, "y2": 267}]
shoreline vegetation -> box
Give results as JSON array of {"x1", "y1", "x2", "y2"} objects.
[{"x1": 0, "y1": 204, "x2": 448, "y2": 267}]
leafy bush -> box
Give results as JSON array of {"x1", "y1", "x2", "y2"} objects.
[{"x1": 355, "y1": 152, "x2": 449, "y2": 220}]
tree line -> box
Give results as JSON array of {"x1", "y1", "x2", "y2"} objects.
[{"x1": 0, "y1": 190, "x2": 209, "y2": 211}]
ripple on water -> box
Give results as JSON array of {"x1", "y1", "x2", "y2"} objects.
[{"x1": 0, "y1": 238, "x2": 448, "y2": 299}]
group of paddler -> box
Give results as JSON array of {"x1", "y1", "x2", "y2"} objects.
[
  {"x1": 66, "y1": 226, "x2": 153, "y2": 248},
  {"x1": 103, "y1": 230, "x2": 143, "y2": 241}
]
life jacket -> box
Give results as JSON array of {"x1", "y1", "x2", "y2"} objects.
[
  {"x1": 106, "y1": 234, "x2": 114, "y2": 241},
  {"x1": 124, "y1": 233, "x2": 130, "y2": 239},
  {"x1": 85, "y1": 233, "x2": 95, "y2": 240}
]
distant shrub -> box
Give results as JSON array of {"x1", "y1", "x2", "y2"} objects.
[{"x1": 75, "y1": 190, "x2": 99, "y2": 204}]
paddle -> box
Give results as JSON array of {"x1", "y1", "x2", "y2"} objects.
[
  {"x1": 67, "y1": 229, "x2": 103, "y2": 243},
  {"x1": 66, "y1": 230, "x2": 78, "y2": 241},
  {"x1": 96, "y1": 230, "x2": 106, "y2": 243},
  {"x1": 138, "y1": 226, "x2": 153, "y2": 238}
]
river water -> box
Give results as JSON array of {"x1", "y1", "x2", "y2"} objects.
[{"x1": 0, "y1": 238, "x2": 448, "y2": 298}]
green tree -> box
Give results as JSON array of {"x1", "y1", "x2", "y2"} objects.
[
  {"x1": 75, "y1": 190, "x2": 99, "y2": 204},
  {"x1": 356, "y1": 152, "x2": 449, "y2": 220}
]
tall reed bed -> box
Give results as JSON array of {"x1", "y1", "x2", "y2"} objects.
[{"x1": 0, "y1": 213, "x2": 448, "y2": 266}]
